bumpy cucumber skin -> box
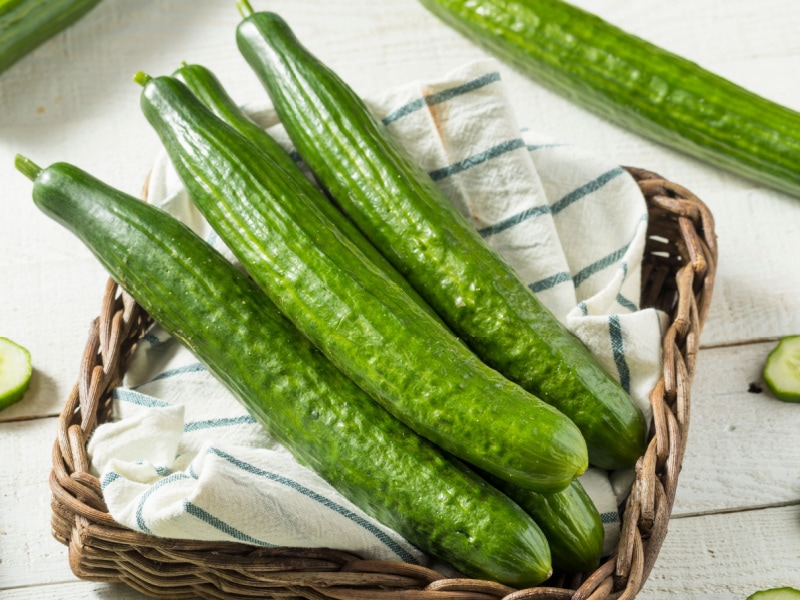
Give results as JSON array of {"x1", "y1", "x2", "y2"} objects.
[
  {"x1": 172, "y1": 63, "x2": 443, "y2": 325},
  {"x1": 235, "y1": 11, "x2": 646, "y2": 470},
  {"x1": 139, "y1": 74, "x2": 588, "y2": 493},
  {"x1": 27, "y1": 161, "x2": 554, "y2": 586},
  {"x1": 487, "y1": 475, "x2": 603, "y2": 573},
  {"x1": 418, "y1": 0, "x2": 800, "y2": 198},
  {"x1": 0, "y1": 0, "x2": 103, "y2": 75}
]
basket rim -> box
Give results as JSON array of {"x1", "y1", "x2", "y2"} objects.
[{"x1": 50, "y1": 166, "x2": 718, "y2": 600}]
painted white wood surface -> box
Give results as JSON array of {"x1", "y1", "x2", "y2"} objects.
[{"x1": 1, "y1": 0, "x2": 799, "y2": 598}]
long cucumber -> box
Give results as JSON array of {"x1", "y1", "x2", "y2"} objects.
[
  {"x1": 417, "y1": 0, "x2": 800, "y2": 198},
  {"x1": 16, "y1": 155, "x2": 554, "y2": 586},
  {"x1": 486, "y1": 476, "x2": 604, "y2": 573},
  {"x1": 172, "y1": 62, "x2": 443, "y2": 324},
  {"x1": 235, "y1": 8, "x2": 646, "y2": 471},
  {"x1": 0, "y1": 0, "x2": 103, "y2": 75},
  {"x1": 136, "y1": 72, "x2": 588, "y2": 493}
]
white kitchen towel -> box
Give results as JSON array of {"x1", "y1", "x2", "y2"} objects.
[{"x1": 88, "y1": 58, "x2": 667, "y2": 566}]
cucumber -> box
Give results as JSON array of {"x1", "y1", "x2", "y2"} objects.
[
  {"x1": 748, "y1": 589, "x2": 800, "y2": 600},
  {"x1": 0, "y1": 337, "x2": 32, "y2": 410},
  {"x1": 171, "y1": 62, "x2": 443, "y2": 324},
  {"x1": 763, "y1": 336, "x2": 800, "y2": 403},
  {"x1": 1, "y1": 0, "x2": 103, "y2": 76},
  {"x1": 235, "y1": 8, "x2": 646, "y2": 471},
  {"x1": 16, "y1": 154, "x2": 554, "y2": 586},
  {"x1": 136, "y1": 71, "x2": 588, "y2": 493},
  {"x1": 416, "y1": 0, "x2": 800, "y2": 199},
  {"x1": 483, "y1": 474, "x2": 603, "y2": 573}
]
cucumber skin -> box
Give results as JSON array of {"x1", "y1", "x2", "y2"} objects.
[
  {"x1": 0, "y1": 0, "x2": 102, "y2": 75},
  {"x1": 139, "y1": 74, "x2": 588, "y2": 493},
  {"x1": 486, "y1": 475, "x2": 603, "y2": 573},
  {"x1": 172, "y1": 63, "x2": 444, "y2": 325},
  {"x1": 235, "y1": 11, "x2": 646, "y2": 471},
  {"x1": 27, "y1": 161, "x2": 554, "y2": 586},
  {"x1": 418, "y1": 0, "x2": 800, "y2": 199}
]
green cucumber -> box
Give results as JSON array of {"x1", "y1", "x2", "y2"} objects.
[
  {"x1": 136, "y1": 71, "x2": 588, "y2": 493},
  {"x1": 493, "y1": 478, "x2": 603, "y2": 573},
  {"x1": 1, "y1": 0, "x2": 103, "y2": 76},
  {"x1": 416, "y1": 0, "x2": 800, "y2": 199},
  {"x1": 235, "y1": 8, "x2": 646, "y2": 471},
  {"x1": 172, "y1": 62, "x2": 443, "y2": 324},
  {"x1": 763, "y1": 336, "x2": 800, "y2": 403},
  {"x1": 0, "y1": 336, "x2": 32, "y2": 410},
  {"x1": 16, "y1": 154, "x2": 554, "y2": 586},
  {"x1": 747, "y1": 589, "x2": 800, "y2": 600}
]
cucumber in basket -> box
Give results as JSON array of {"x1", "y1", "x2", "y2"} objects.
[
  {"x1": 135, "y1": 71, "x2": 588, "y2": 494},
  {"x1": 173, "y1": 61, "x2": 605, "y2": 572},
  {"x1": 172, "y1": 62, "x2": 443, "y2": 324},
  {"x1": 235, "y1": 7, "x2": 647, "y2": 471},
  {"x1": 763, "y1": 336, "x2": 800, "y2": 403},
  {"x1": 15, "y1": 154, "x2": 554, "y2": 586},
  {"x1": 416, "y1": 0, "x2": 800, "y2": 199},
  {"x1": 0, "y1": 337, "x2": 33, "y2": 410}
]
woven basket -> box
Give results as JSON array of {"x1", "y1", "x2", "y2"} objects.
[{"x1": 50, "y1": 166, "x2": 717, "y2": 600}]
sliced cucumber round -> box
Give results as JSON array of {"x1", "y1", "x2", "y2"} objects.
[
  {"x1": 763, "y1": 336, "x2": 800, "y2": 403},
  {"x1": 0, "y1": 337, "x2": 32, "y2": 410},
  {"x1": 747, "y1": 587, "x2": 800, "y2": 600}
]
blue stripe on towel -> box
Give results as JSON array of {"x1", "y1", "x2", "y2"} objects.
[
  {"x1": 206, "y1": 446, "x2": 418, "y2": 563},
  {"x1": 183, "y1": 500, "x2": 276, "y2": 547},
  {"x1": 382, "y1": 71, "x2": 501, "y2": 125},
  {"x1": 528, "y1": 271, "x2": 573, "y2": 294},
  {"x1": 428, "y1": 138, "x2": 527, "y2": 182},
  {"x1": 184, "y1": 415, "x2": 258, "y2": 432},
  {"x1": 552, "y1": 167, "x2": 625, "y2": 215},
  {"x1": 133, "y1": 362, "x2": 207, "y2": 389},
  {"x1": 616, "y1": 293, "x2": 639, "y2": 313},
  {"x1": 478, "y1": 204, "x2": 551, "y2": 238},
  {"x1": 113, "y1": 388, "x2": 172, "y2": 408},
  {"x1": 135, "y1": 473, "x2": 192, "y2": 535},
  {"x1": 608, "y1": 315, "x2": 631, "y2": 393},
  {"x1": 600, "y1": 511, "x2": 620, "y2": 524},
  {"x1": 477, "y1": 167, "x2": 625, "y2": 240}
]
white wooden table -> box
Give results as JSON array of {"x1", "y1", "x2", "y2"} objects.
[{"x1": 1, "y1": 1, "x2": 799, "y2": 598}]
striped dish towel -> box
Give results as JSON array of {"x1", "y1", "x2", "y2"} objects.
[{"x1": 87, "y1": 59, "x2": 666, "y2": 566}]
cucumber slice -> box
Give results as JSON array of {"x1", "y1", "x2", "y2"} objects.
[
  {"x1": 763, "y1": 336, "x2": 800, "y2": 403},
  {"x1": 0, "y1": 337, "x2": 32, "y2": 410},
  {"x1": 747, "y1": 588, "x2": 800, "y2": 600}
]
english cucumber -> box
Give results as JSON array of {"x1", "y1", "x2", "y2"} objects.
[
  {"x1": 136, "y1": 71, "x2": 588, "y2": 493},
  {"x1": 416, "y1": 0, "x2": 800, "y2": 199},
  {"x1": 489, "y1": 477, "x2": 604, "y2": 573},
  {"x1": 0, "y1": 0, "x2": 103, "y2": 75},
  {"x1": 16, "y1": 154, "x2": 554, "y2": 586},
  {"x1": 235, "y1": 8, "x2": 646, "y2": 471},
  {"x1": 172, "y1": 62, "x2": 443, "y2": 323}
]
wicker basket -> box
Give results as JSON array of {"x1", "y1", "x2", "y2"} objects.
[{"x1": 50, "y1": 166, "x2": 717, "y2": 600}]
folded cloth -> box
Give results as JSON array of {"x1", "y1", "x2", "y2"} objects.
[{"x1": 87, "y1": 58, "x2": 667, "y2": 567}]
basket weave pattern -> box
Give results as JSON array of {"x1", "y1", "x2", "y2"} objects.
[{"x1": 50, "y1": 167, "x2": 717, "y2": 600}]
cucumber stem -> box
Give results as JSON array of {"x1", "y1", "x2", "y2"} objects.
[
  {"x1": 236, "y1": 0, "x2": 254, "y2": 18},
  {"x1": 14, "y1": 154, "x2": 42, "y2": 181},
  {"x1": 133, "y1": 71, "x2": 152, "y2": 87}
]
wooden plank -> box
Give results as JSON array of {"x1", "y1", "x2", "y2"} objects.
[
  {"x1": 0, "y1": 418, "x2": 75, "y2": 588},
  {"x1": 673, "y1": 342, "x2": 800, "y2": 515},
  {"x1": 640, "y1": 505, "x2": 800, "y2": 598}
]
